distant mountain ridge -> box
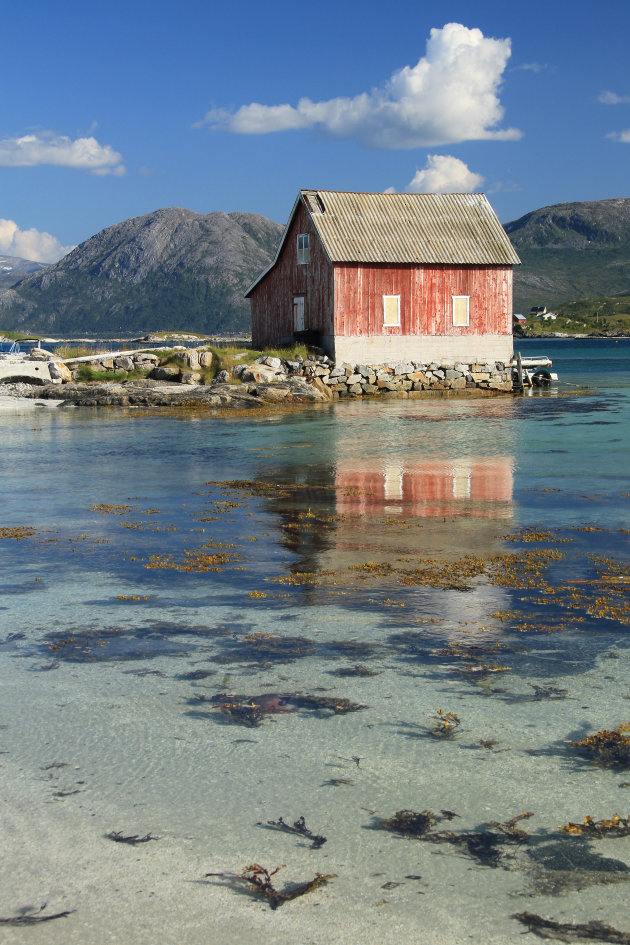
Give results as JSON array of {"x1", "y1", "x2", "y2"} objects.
[
  {"x1": 0, "y1": 208, "x2": 284, "y2": 335},
  {"x1": 506, "y1": 197, "x2": 630, "y2": 312},
  {"x1": 1, "y1": 197, "x2": 630, "y2": 335},
  {"x1": 0, "y1": 254, "x2": 46, "y2": 291}
]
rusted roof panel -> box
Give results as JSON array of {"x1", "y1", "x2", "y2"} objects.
[{"x1": 300, "y1": 190, "x2": 521, "y2": 266}]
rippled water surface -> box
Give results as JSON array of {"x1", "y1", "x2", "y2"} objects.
[{"x1": 1, "y1": 338, "x2": 629, "y2": 944}]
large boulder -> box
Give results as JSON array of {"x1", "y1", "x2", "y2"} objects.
[
  {"x1": 28, "y1": 348, "x2": 55, "y2": 361},
  {"x1": 241, "y1": 363, "x2": 287, "y2": 383},
  {"x1": 133, "y1": 352, "x2": 159, "y2": 367},
  {"x1": 181, "y1": 370, "x2": 201, "y2": 385},
  {"x1": 184, "y1": 351, "x2": 200, "y2": 370},
  {"x1": 148, "y1": 364, "x2": 181, "y2": 382},
  {"x1": 49, "y1": 361, "x2": 72, "y2": 382}
]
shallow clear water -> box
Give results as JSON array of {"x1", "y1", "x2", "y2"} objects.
[{"x1": 1, "y1": 339, "x2": 629, "y2": 944}]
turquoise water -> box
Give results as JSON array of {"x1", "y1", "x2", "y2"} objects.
[{"x1": 1, "y1": 339, "x2": 629, "y2": 944}]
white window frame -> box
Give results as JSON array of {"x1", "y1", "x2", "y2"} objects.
[
  {"x1": 297, "y1": 233, "x2": 310, "y2": 265},
  {"x1": 452, "y1": 295, "x2": 470, "y2": 327},
  {"x1": 383, "y1": 294, "x2": 400, "y2": 327}
]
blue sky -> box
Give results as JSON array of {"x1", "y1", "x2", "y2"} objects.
[{"x1": 2, "y1": 0, "x2": 629, "y2": 262}]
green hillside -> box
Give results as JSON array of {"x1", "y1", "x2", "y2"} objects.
[{"x1": 507, "y1": 198, "x2": 630, "y2": 313}]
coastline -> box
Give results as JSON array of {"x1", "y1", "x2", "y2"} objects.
[{"x1": 0, "y1": 379, "x2": 514, "y2": 410}]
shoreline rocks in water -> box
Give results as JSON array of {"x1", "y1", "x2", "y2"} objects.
[{"x1": 17, "y1": 377, "x2": 331, "y2": 409}]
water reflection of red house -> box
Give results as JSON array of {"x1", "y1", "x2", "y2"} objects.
[{"x1": 336, "y1": 457, "x2": 513, "y2": 520}]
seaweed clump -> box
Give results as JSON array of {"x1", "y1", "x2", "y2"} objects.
[
  {"x1": 329, "y1": 664, "x2": 380, "y2": 678},
  {"x1": 0, "y1": 526, "x2": 36, "y2": 540},
  {"x1": 214, "y1": 633, "x2": 315, "y2": 665},
  {"x1": 106, "y1": 831, "x2": 160, "y2": 845},
  {"x1": 569, "y1": 729, "x2": 630, "y2": 768},
  {"x1": 376, "y1": 809, "x2": 533, "y2": 869},
  {"x1": 213, "y1": 697, "x2": 266, "y2": 727},
  {"x1": 292, "y1": 694, "x2": 367, "y2": 714},
  {"x1": 0, "y1": 906, "x2": 75, "y2": 925},
  {"x1": 514, "y1": 911, "x2": 630, "y2": 943},
  {"x1": 262, "y1": 815, "x2": 327, "y2": 849},
  {"x1": 428, "y1": 709, "x2": 461, "y2": 738},
  {"x1": 380, "y1": 809, "x2": 438, "y2": 837},
  {"x1": 559, "y1": 815, "x2": 630, "y2": 838},
  {"x1": 204, "y1": 691, "x2": 366, "y2": 726},
  {"x1": 205, "y1": 863, "x2": 336, "y2": 910}
]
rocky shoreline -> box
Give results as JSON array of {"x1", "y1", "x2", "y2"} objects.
[
  {"x1": 1, "y1": 347, "x2": 515, "y2": 409},
  {"x1": 19, "y1": 376, "x2": 330, "y2": 409}
]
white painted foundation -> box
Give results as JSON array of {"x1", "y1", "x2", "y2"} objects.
[{"x1": 323, "y1": 334, "x2": 513, "y2": 365}]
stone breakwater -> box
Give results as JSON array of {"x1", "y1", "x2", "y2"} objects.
[
  {"x1": 278, "y1": 358, "x2": 512, "y2": 397},
  {"x1": 57, "y1": 347, "x2": 512, "y2": 395}
]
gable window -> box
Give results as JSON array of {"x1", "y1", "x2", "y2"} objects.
[
  {"x1": 452, "y1": 295, "x2": 469, "y2": 327},
  {"x1": 297, "y1": 233, "x2": 310, "y2": 265},
  {"x1": 383, "y1": 295, "x2": 400, "y2": 327}
]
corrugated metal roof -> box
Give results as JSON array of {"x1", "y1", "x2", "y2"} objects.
[{"x1": 300, "y1": 190, "x2": 521, "y2": 266}]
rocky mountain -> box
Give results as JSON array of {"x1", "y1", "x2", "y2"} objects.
[
  {"x1": 0, "y1": 255, "x2": 46, "y2": 291},
  {"x1": 506, "y1": 198, "x2": 630, "y2": 312},
  {"x1": 0, "y1": 208, "x2": 284, "y2": 335}
]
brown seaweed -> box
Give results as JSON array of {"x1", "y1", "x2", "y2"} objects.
[
  {"x1": 0, "y1": 906, "x2": 75, "y2": 925},
  {"x1": 292, "y1": 694, "x2": 367, "y2": 714},
  {"x1": 559, "y1": 815, "x2": 630, "y2": 838},
  {"x1": 262, "y1": 815, "x2": 327, "y2": 849},
  {"x1": 514, "y1": 911, "x2": 630, "y2": 942},
  {"x1": 569, "y1": 729, "x2": 630, "y2": 768},
  {"x1": 106, "y1": 831, "x2": 160, "y2": 845},
  {"x1": 176, "y1": 669, "x2": 216, "y2": 680},
  {"x1": 376, "y1": 809, "x2": 532, "y2": 868},
  {"x1": 215, "y1": 633, "x2": 315, "y2": 664},
  {"x1": 200, "y1": 690, "x2": 367, "y2": 726},
  {"x1": 205, "y1": 863, "x2": 336, "y2": 910},
  {"x1": 329, "y1": 664, "x2": 381, "y2": 677},
  {"x1": 491, "y1": 810, "x2": 534, "y2": 840},
  {"x1": 215, "y1": 699, "x2": 266, "y2": 727},
  {"x1": 531, "y1": 685, "x2": 568, "y2": 700},
  {"x1": 428, "y1": 709, "x2": 461, "y2": 738},
  {"x1": 379, "y1": 809, "x2": 438, "y2": 837}
]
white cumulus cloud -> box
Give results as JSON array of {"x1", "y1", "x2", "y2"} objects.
[
  {"x1": 0, "y1": 219, "x2": 74, "y2": 263},
  {"x1": 0, "y1": 132, "x2": 125, "y2": 175},
  {"x1": 599, "y1": 91, "x2": 630, "y2": 105},
  {"x1": 197, "y1": 23, "x2": 521, "y2": 148},
  {"x1": 607, "y1": 129, "x2": 630, "y2": 143},
  {"x1": 405, "y1": 154, "x2": 484, "y2": 193}
]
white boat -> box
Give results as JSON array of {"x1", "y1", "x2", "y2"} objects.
[{"x1": 510, "y1": 353, "x2": 558, "y2": 389}]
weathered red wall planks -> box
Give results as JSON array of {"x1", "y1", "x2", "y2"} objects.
[
  {"x1": 333, "y1": 263, "x2": 512, "y2": 338},
  {"x1": 251, "y1": 202, "x2": 334, "y2": 348}
]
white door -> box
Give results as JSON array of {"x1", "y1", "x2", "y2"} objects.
[{"x1": 293, "y1": 296, "x2": 305, "y2": 332}]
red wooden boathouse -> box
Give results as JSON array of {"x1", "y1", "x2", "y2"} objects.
[{"x1": 246, "y1": 189, "x2": 520, "y2": 364}]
